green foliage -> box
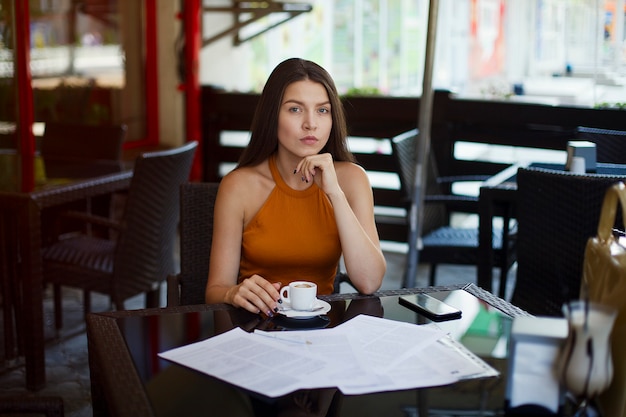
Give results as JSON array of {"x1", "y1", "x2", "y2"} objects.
[
  {"x1": 594, "y1": 102, "x2": 626, "y2": 110},
  {"x1": 343, "y1": 87, "x2": 382, "y2": 96}
]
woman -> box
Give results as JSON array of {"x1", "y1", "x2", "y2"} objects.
[{"x1": 205, "y1": 58, "x2": 386, "y2": 316}]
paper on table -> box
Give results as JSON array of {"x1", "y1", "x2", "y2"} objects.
[
  {"x1": 334, "y1": 315, "x2": 495, "y2": 394},
  {"x1": 434, "y1": 335, "x2": 500, "y2": 380},
  {"x1": 158, "y1": 314, "x2": 498, "y2": 398},
  {"x1": 159, "y1": 327, "x2": 339, "y2": 397},
  {"x1": 252, "y1": 326, "x2": 382, "y2": 390},
  {"x1": 334, "y1": 314, "x2": 445, "y2": 371}
]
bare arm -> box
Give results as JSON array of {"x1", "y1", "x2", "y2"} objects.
[
  {"x1": 331, "y1": 164, "x2": 386, "y2": 294},
  {"x1": 205, "y1": 172, "x2": 280, "y2": 315},
  {"x1": 297, "y1": 155, "x2": 386, "y2": 294}
]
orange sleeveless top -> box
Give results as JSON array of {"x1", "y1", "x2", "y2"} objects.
[{"x1": 238, "y1": 155, "x2": 341, "y2": 294}]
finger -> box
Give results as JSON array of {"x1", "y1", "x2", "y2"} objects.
[
  {"x1": 236, "y1": 291, "x2": 274, "y2": 316},
  {"x1": 295, "y1": 162, "x2": 309, "y2": 183},
  {"x1": 305, "y1": 162, "x2": 319, "y2": 182},
  {"x1": 251, "y1": 275, "x2": 280, "y2": 301},
  {"x1": 230, "y1": 286, "x2": 261, "y2": 314},
  {"x1": 243, "y1": 276, "x2": 280, "y2": 315},
  {"x1": 294, "y1": 160, "x2": 305, "y2": 175},
  {"x1": 298, "y1": 161, "x2": 311, "y2": 182}
]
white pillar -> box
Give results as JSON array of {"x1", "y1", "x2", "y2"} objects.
[{"x1": 614, "y1": 0, "x2": 625, "y2": 70}]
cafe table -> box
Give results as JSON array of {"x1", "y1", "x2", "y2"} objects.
[
  {"x1": 477, "y1": 161, "x2": 626, "y2": 296},
  {"x1": 86, "y1": 283, "x2": 530, "y2": 417},
  {"x1": 0, "y1": 168, "x2": 133, "y2": 390}
]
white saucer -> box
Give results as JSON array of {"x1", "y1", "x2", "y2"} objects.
[{"x1": 277, "y1": 299, "x2": 331, "y2": 319}]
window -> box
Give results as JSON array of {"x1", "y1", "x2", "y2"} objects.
[
  {"x1": 201, "y1": 0, "x2": 625, "y2": 108},
  {"x1": 23, "y1": 1, "x2": 149, "y2": 142}
]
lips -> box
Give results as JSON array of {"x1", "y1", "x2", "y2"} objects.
[{"x1": 301, "y1": 135, "x2": 318, "y2": 145}]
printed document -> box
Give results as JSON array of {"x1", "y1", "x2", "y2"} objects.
[{"x1": 159, "y1": 314, "x2": 497, "y2": 397}]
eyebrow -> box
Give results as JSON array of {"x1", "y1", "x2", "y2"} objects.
[{"x1": 282, "y1": 99, "x2": 331, "y2": 107}]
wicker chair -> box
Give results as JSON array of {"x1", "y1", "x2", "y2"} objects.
[
  {"x1": 42, "y1": 142, "x2": 197, "y2": 328},
  {"x1": 167, "y1": 182, "x2": 220, "y2": 307},
  {"x1": 390, "y1": 129, "x2": 517, "y2": 290},
  {"x1": 511, "y1": 167, "x2": 626, "y2": 316},
  {"x1": 575, "y1": 126, "x2": 626, "y2": 165}
]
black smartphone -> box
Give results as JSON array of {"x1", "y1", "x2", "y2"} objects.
[{"x1": 399, "y1": 293, "x2": 462, "y2": 321}]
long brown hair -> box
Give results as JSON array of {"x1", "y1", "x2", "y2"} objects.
[{"x1": 237, "y1": 58, "x2": 354, "y2": 168}]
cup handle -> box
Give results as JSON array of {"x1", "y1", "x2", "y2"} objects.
[{"x1": 279, "y1": 286, "x2": 290, "y2": 303}]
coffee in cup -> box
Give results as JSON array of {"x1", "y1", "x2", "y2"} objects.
[{"x1": 280, "y1": 281, "x2": 317, "y2": 311}]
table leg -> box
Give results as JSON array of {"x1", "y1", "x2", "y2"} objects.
[
  {"x1": 417, "y1": 388, "x2": 428, "y2": 416},
  {"x1": 478, "y1": 188, "x2": 495, "y2": 293},
  {"x1": 20, "y1": 201, "x2": 46, "y2": 390},
  {"x1": 0, "y1": 213, "x2": 18, "y2": 360}
]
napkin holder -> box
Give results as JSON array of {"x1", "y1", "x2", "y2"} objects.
[
  {"x1": 505, "y1": 316, "x2": 568, "y2": 416},
  {"x1": 565, "y1": 140, "x2": 596, "y2": 173}
]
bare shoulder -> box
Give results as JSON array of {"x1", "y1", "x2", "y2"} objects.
[
  {"x1": 218, "y1": 162, "x2": 275, "y2": 222},
  {"x1": 222, "y1": 162, "x2": 272, "y2": 189},
  {"x1": 335, "y1": 161, "x2": 370, "y2": 182},
  {"x1": 220, "y1": 166, "x2": 255, "y2": 192},
  {"x1": 335, "y1": 161, "x2": 372, "y2": 195}
]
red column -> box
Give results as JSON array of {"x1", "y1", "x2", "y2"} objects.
[
  {"x1": 15, "y1": 0, "x2": 35, "y2": 192},
  {"x1": 145, "y1": 0, "x2": 159, "y2": 147},
  {"x1": 183, "y1": 0, "x2": 202, "y2": 181}
]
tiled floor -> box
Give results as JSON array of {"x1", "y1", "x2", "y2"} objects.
[{"x1": 0, "y1": 243, "x2": 517, "y2": 417}]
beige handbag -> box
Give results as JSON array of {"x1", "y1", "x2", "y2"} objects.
[{"x1": 581, "y1": 182, "x2": 626, "y2": 417}]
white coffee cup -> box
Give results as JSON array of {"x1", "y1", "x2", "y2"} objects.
[{"x1": 280, "y1": 281, "x2": 317, "y2": 311}]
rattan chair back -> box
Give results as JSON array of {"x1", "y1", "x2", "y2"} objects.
[
  {"x1": 112, "y1": 142, "x2": 198, "y2": 303},
  {"x1": 172, "y1": 182, "x2": 220, "y2": 306},
  {"x1": 392, "y1": 129, "x2": 449, "y2": 235},
  {"x1": 391, "y1": 129, "x2": 516, "y2": 292},
  {"x1": 43, "y1": 142, "x2": 197, "y2": 325},
  {"x1": 512, "y1": 167, "x2": 626, "y2": 316},
  {"x1": 575, "y1": 126, "x2": 626, "y2": 165}
]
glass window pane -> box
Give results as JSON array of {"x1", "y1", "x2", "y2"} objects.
[
  {"x1": 0, "y1": 1, "x2": 18, "y2": 190},
  {"x1": 29, "y1": 0, "x2": 146, "y2": 141},
  {"x1": 200, "y1": 0, "x2": 626, "y2": 108}
]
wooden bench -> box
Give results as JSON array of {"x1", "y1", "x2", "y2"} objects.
[{"x1": 201, "y1": 88, "x2": 625, "y2": 244}]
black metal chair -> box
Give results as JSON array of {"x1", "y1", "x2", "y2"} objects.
[
  {"x1": 42, "y1": 142, "x2": 197, "y2": 328},
  {"x1": 511, "y1": 167, "x2": 626, "y2": 316},
  {"x1": 390, "y1": 129, "x2": 517, "y2": 291}
]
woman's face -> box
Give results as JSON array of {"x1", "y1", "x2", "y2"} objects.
[{"x1": 277, "y1": 79, "x2": 332, "y2": 158}]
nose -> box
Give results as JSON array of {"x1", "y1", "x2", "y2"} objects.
[{"x1": 303, "y1": 111, "x2": 317, "y2": 131}]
